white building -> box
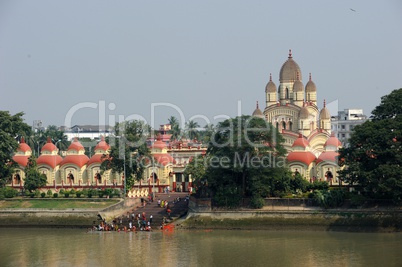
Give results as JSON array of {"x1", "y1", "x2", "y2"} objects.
[
  {"x1": 61, "y1": 125, "x2": 114, "y2": 141},
  {"x1": 331, "y1": 109, "x2": 368, "y2": 146}
]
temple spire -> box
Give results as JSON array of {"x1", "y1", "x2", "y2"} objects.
[{"x1": 288, "y1": 49, "x2": 292, "y2": 58}]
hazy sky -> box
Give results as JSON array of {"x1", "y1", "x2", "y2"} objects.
[{"x1": 1, "y1": 0, "x2": 401, "y2": 130}]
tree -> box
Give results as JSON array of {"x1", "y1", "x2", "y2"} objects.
[
  {"x1": 0, "y1": 111, "x2": 31, "y2": 187},
  {"x1": 184, "y1": 155, "x2": 206, "y2": 183},
  {"x1": 27, "y1": 125, "x2": 68, "y2": 157},
  {"x1": 43, "y1": 125, "x2": 69, "y2": 151},
  {"x1": 338, "y1": 88, "x2": 402, "y2": 201},
  {"x1": 24, "y1": 157, "x2": 47, "y2": 193},
  {"x1": 185, "y1": 120, "x2": 200, "y2": 140},
  {"x1": 101, "y1": 120, "x2": 151, "y2": 192},
  {"x1": 168, "y1": 116, "x2": 182, "y2": 141},
  {"x1": 205, "y1": 115, "x2": 288, "y2": 207},
  {"x1": 199, "y1": 123, "x2": 215, "y2": 144}
]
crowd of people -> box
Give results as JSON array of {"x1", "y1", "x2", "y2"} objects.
[{"x1": 89, "y1": 192, "x2": 189, "y2": 233}]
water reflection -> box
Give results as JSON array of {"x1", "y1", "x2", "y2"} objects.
[{"x1": 0, "y1": 228, "x2": 401, "y2": 267}]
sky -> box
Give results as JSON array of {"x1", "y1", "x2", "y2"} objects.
[{"x1": 1, "y1": 0, "x2": 401, "y2": 130}]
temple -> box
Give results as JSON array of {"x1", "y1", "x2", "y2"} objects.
[{"x1": 252, "y1": 50, "x2": 342, "y2": 183}]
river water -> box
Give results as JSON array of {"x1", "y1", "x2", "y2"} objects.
[{"x1": 0, "y1": 228, "x2": 401, "y2": 267}]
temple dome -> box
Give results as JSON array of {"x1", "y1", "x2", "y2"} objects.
[
  {"x1": 17, "y1": 137, "x2": 31, "y2": 153},
  {"x1": 299, "y1": 106, "x2": 310, "y2": 119},
  {"x1": 324, "y1": 133, "x2": 342, "y2": 148},
  {"x1": 41, "y1": 138, "x2": 58, "y2": 153},
  {"x1": 293, "y1": 72, "x2": 304, "y2": 92},
  {"x1": 265, "y1": 73, "x2": 277, "y2": 93},
  {"x1": 94, "y1": 136, "x2": 110, "y2": 151},
  {"x1": 37, "y1": 154, "x2": 63, "y2": 169},
  {"x1": 292, "y1": 134, "x2": 310, "y2": 148},
  {"x1": 320, "y1": 102, "x2": 331, "y2": 120},
  {"x1": 305, "y1": 73, "x2": 317, "y2": 92},
  {"x1": 279, "y1": 50, "x2": 302, "y2": 83},
  {"x1": 152, "y1": 135, "x2": 167, "y2": 150},
  {"x1": 252, "y1": 101, "x2": 264, "y2": 118},
  {"x1": 67, "y1": 138, "x2": 85, "y2": 152}
]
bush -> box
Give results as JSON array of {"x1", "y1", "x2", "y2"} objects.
[
  {"x1": 249, "y1": 195, "x2": 265, "y2": 209},
  {"x1": 76, "y1": 191, "x2": 82, "y2": 198},
  {"x1": 113, "y1": 189, "x2": 121, "y2": 198},
  {"x1": 34, "y1": 190, "x2": 40, "y2": 198},
  {"x1": 59, "y1": 189, "x2": 65, "y2": 195},
  {"x1": 1, "y1": 187, "x2": 18, "y2": 198},
  {"x1": 81, "y1": 189, "x2": 88, "y2": 196},
  {"x1": 69, "y1": 189, "x2": 76, "y2": 196},
  {"x1": 349, "y1": 193, "x2": 367, "y2": 207},
  {"x1": 308, "y1": 181, "x2": 329, "y2": 191},
  {"x1": 104, "y1": 188, "x2": 113, "y2": 198},
  {"x1": 87, "y1": 189, "x2": 98, "y2": 198},
  {"x1": 30, "y1": 193, "x2": 35, "y2": 198},
  {"x1": 313, "y1": 189, "x2": 346, "y2": 209},
  {"x1": 64, "y1": 193, "x2": 70, "y2": 198},
  {"x1": 47, "y1": 190, "x2": 53, "y2": 197},
  {"x1": 213, "y1": 187, "x2": 242, "y2": 208},
  {"x1": 41, "y1": 192, "x2": 46, "y2": 198},
  {"x1": 98, "y1": 190, "x2": 105, "y2": 198},
  {"x1": 53, "y1": 193, "x2": 58, "y2": 198}
]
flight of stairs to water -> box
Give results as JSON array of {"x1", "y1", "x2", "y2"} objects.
[{"x1": 119, "y1": 192, "x2": 189, "y2": 229}]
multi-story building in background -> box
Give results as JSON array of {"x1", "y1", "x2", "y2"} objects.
[{"x1": 331, "y1": 109, "x2": 368, "y2": 147}]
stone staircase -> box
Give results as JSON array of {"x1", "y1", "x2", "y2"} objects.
[{"x1": 119, "y1": 192, "x2": 189, "y2": 229}]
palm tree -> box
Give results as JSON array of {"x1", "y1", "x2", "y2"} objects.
[
  {"x1": 170, "y1": 124, "x2": 181, "y2": 141},
  {"x1": 168, "y1": 116, "x2": 182, "y2": 141},
  {"x1": 185, "y1": 120, "x2": 200, "y2": 141},
  {"x1": 201, "y1": 123, "x2": 215, "y2": 144},
  {"x1": 168, "y1": 116, "x2": 179, "y2": 128}
]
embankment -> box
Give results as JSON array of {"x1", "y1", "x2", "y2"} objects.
[
  {"x1": 180, "y1": 209, "x2": 402, "y2": 232},
  {"x1": 178, "y1": 196, "x2": 402, "y2": 232},
  {"x1": 0, "y1": 198, "x2": 140, "y2": 228}
]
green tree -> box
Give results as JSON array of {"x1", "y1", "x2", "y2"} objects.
[
  {"x1": 198, "y1": 123, "x2": 215, "y2": 144},
  {"x1": 23, "y1": 157, "x2": 47, "y2": 193},
  {"x1": 43, "y1": 125, "x2": 69, "y2": 151},
  {"x1": 184, "y1": 155, "x2": 208, "y2": 195},
  {"x1": 168, "y1": 116, "x2": 182, "y2": 141},
  {"x1": 101, "y1": 120, "x2": 151, "y2": 193},
  {"x1": 0, "y1": 111, "x2": 31, "y2": 187},
  {"x1": 205, "y1": 115, "x2": 287, "y2": 207},
  {"x1": 27, "y1": 125, "x2": 68, "y2": 157},
  {"x1": 338, "y1": 88, "x2": 402, "y2": 201},
  {"x1": 185, "y1": 120, "x2": 200, "y2": 140}
]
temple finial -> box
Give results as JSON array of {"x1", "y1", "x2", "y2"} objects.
[
  {"x1": 256, "y1": 101, "x2": 259, "y2": 109},
  {"x1": 288, "y1": 49, "x2": 292, "y2": 58},
  {"x1": 269, "y1": 73, "x2": 272, "y2": 82},
  {"x1": 323, "y1": 99, "x2": 326, "y2": 108},
  {"x1": 309, "y1": 73, "x2": 312, "y2": 81}
]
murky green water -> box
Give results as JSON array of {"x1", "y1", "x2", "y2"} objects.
[{"x1": 0, "y1": 228, "x2": 401, "y2": 267}]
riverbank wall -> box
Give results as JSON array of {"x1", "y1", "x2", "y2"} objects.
[
  {"x1": 0, "y1": 198, "x2": 141, "y2": 228},
  {"x1": 180, "y1": 197, "x2": 402, "y2": 232}
]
